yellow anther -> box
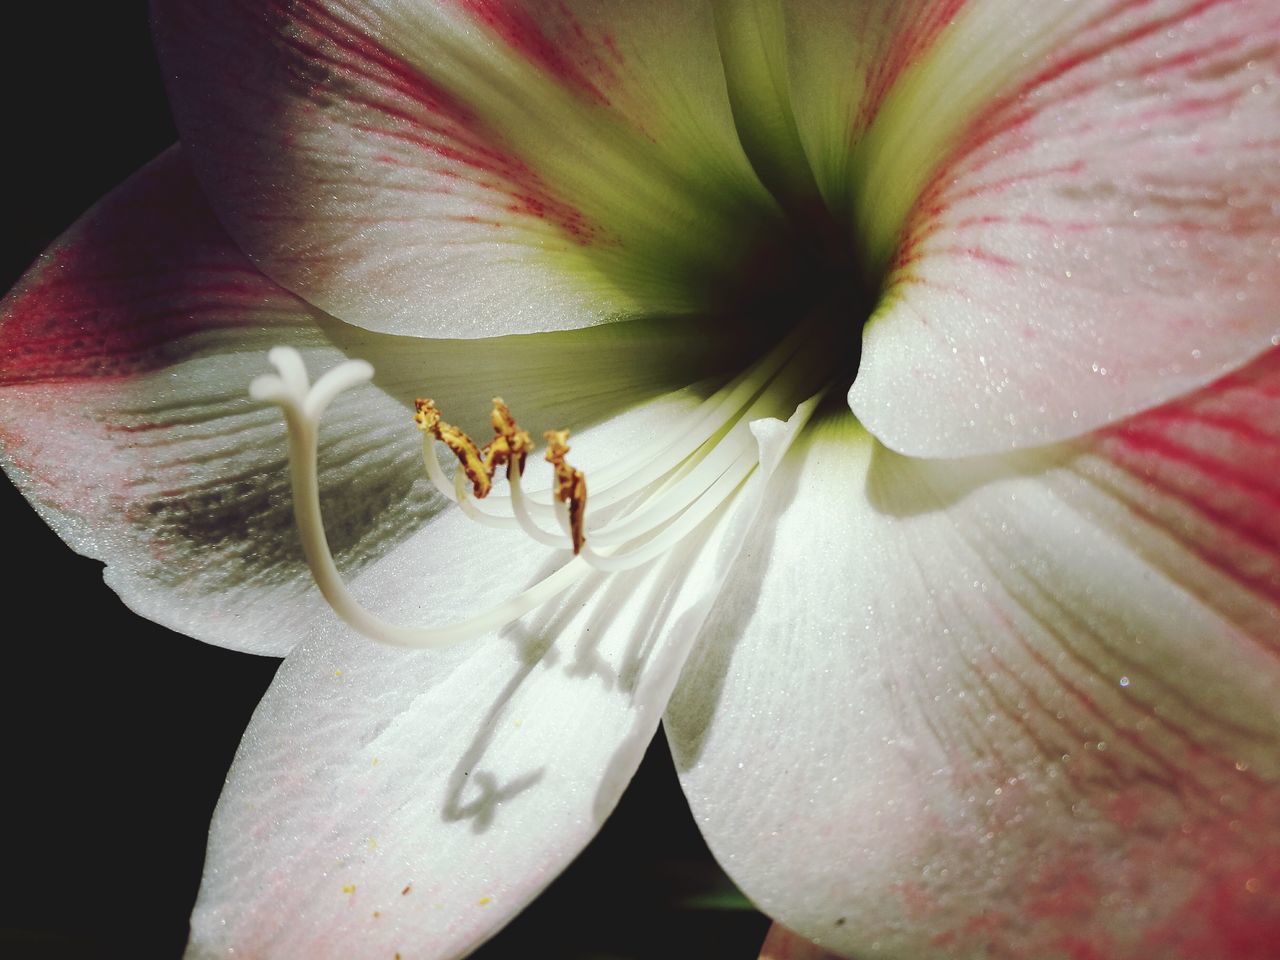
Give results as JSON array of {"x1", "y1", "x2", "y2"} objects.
[
  {"x1": 413, "y1": 397, "x2": 440, "y2": 434},
  {"x1": 483, "y1": 397, "x2": 534, "y2": 477},
  {"x1": 545, "y1": 429, "x2": 588, "y2": 555},
  {"x1": 544, "y1": 429, "x2": 571, "y2": 461},
  {"x1": 417, "y1": 396, "x2": 589, "y2": 551},
  {"x1": 414, "y1": 398, "x2": 491, "y2": 498}
]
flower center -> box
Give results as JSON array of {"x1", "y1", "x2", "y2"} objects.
[
  {"x1": 251, "y1": 317, "x2": 839, "y2": 649},
  {"x1": 253, "y1": 86, "x2": 881, "y2": 650}
]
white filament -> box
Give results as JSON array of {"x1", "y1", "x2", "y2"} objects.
[{"x1": 420, "y1": 322, "x2": 810, "y2": 520}]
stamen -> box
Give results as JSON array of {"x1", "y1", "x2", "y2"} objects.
[
  {"x1": 414, "y1": 398, "x2": 492, "y2": 498},
  {"x1": 254, "y1": 322, "x2": 829, "y2": 651},
  {"x1": 481, "y1": 399, "x2": 572, "y2": 546},
  {"x1": 254, "y1": 347, "x2": 589, "y2": 649},
  {"x1": 507, "y1": 458, "x2": 572, "y2": 548},
  {"x1": 559, "y1": 448, "x2": 755, "y2": 573},
  {"x1": 544, "y1": 429, "x2": 588, "y2": 555},
  {"x1": 565, "y1": 322, "x2": 809, "y2": 511},
  {"x1": 485, "y1": 397, "x2": 533, "y2": 477},
  {"x1": 418, "y1": 396, "x2": 570, "y2": 545}
]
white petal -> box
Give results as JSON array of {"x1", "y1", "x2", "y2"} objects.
[
  {"x1": 185, "y1": 394, "x2": 817, "y2": 958},
  {"x1": 841, "y1": 0, "x2": 1280, "y2": 454},
  {"x1": 669, "y1": 355, "x2": 1280, "y2": 957}
]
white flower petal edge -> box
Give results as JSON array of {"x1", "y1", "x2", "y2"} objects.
[
  {"x1": 0, "y1": 149, "x2": 734, "y2": 655},
  {"x1": 185, "y1": 390, "x2": 820, "y2": 959},
  {"x1": 669, "y1": 352, "x2": 1280, "y2": 958},
  {"x1": 153, "y1": 0, "x2": 783, "y2": 338}
]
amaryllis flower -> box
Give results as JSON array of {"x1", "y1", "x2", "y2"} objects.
[{"x1": 3, "y1": 0, "x2": 1279, "y2": 957}]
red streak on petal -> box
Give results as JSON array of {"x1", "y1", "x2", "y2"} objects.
[
  {"x1": 1137, "y1": 794, "x2": 1280, "y2": 959},
  {"x1": 1088, "y1": 350, "x2": 1280, "y2": 632},
  {"x1": 449, "y1": 0, "x2": 618, "y2": 105},
  {"x1": 177, "y1": 0, "x2": 603, "y2": 245},
  {"x1": 0, "y1": 154, "x2": 304, "y2": 385},
  {"x1": 284, "y1": 0, "x2": 600, "y2": 242},
  {"x1": 893, "y1": 0, "x2": 1266, "y2": 277},
  {"x1": 1016, "y1": 0, "x2": 1232, "y2": 105},
  {"x1": 916, "y1": 764, "x2": 1280, "y2": 959},
  {"x1": 853, "y1": 0, "x2": 971, "y2": 130}
]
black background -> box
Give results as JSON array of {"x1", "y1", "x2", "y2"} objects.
[{"x1": 1, "y1": 6, "x2": 769, "y2": 958}]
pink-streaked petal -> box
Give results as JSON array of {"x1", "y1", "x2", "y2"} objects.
[
  {"x1": 781, "y1": 0, "x2": 1153, "y2": 261},
  {"x1": 759, "y1": 923, "x2": 849, "y2": 960},
  {"x1": 0, "y1": 149, "x2": 733, "y2": 656},
  {"x1": 152, "y1": 0, "x2": 783, "y2": 339},
  {"x1": 669, "y1": 354, "x2": 1280, "y2": 959},
  {"x1": 774, "y1": 0, "x2": 977, "y2": 234},
  {"x1": 848, "y1": 0, "x2": 1280, "y2": 456},
  {"x1": 0, "y1": 149, "x2": 344, "y2": 655},
  {"x1": 185, "y1": 398, "x2": 815, "y2": 960}
]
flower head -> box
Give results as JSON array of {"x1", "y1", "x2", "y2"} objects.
[{"x1": 2, "y1": 1, "x2": 1279, "y2": 958}]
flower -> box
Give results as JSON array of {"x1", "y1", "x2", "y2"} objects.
[{"x1": 2, "y1": 1, "x2": 1279, "y2": 958}]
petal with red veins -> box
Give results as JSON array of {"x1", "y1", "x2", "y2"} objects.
[
  {"x1": 845, "y1": 0, "x2": 1280, "y2": 455},
  {"x1": 772, "y1": 0, "x2": 981, "y2": 239},
  {"x1": 152, "y1": 0, "x2": 784, "y2": 339},
  {"x1": 668, "y1": 352, "x2": 1280, "y2": 959},
  {"x1": 0, "y1": 149, "x2": 733, "y2": 655},
  {"x1": 184, "y1": 393, "x2": 815, "y2": 960}
]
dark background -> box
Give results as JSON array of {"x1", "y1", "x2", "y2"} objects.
[{"x1": 1, "y1": 6, "x2": 769, "y2": 958}]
